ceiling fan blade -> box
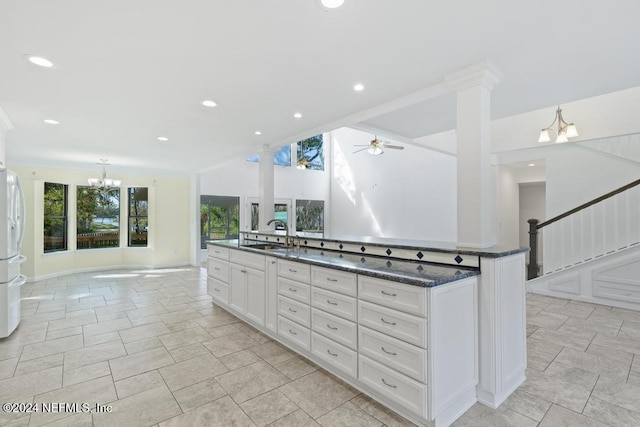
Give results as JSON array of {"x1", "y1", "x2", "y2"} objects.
[
  {"x1": 384, "y1": 145, "x2": 404, "y2": 150},
  {"x1": 353, "y1": 145, "x2": 370, "y2": 147},
  {"x1": 353, "y1": 147, "x2": 370, "y2": 154}
]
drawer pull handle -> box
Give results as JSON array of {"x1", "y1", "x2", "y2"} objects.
[
  {"x1": 327, "y1": 349, "x2": 338, "y2": 357},
  {"x1": 288, "y1": 287, "x2": 298, "y2": 292},
  {"x1": 381, "y1": 290, "x2": 397, "y2": 297},
  {"x1": 327, "y1": 278, "x2": 338, "y2": 282},
  {"x1": 214, "y1": 288, "x2": 220, "y2": 292},
  {"x1": 288, "y1": 307, "x2": 297, "y2": 313},
  {"x1": 289, "y1": 268, "x2": 297, "y2": 273},
  {"x1": 289, "y1": 329, "x2": 297, "y2": 335},
  {"x1": 271, "y1": 261, "x2": 276, "y2": 265},
  {"x1": 241, "y1": 269, "x2": 247, "y2": 273},
  {"x1": 326, "y1": 324, "x2": 338, "y2": 330},
  {"x1": 380, "y1": 318, "x2": 397, "y2": 326},
  {"x1": 381, "y1": 378, "x2": 397, "y2": 389},
  {"x1": 381, "y1": 347, "x2": 397, "y2": 356},
  {"x1": 214, "y1": 267, "x2": 220, "y2": 271},
  {"x1": 326, "y1": 300, "x2": 338, "y2": 306}
]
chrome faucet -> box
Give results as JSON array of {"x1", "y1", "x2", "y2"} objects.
[{"x1": 266, "y1": 219, "x2": 291, "y2": 246}]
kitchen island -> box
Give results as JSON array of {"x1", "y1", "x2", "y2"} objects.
[{"x1": 206, "y1": 234, "x2": 527, "y2": 427}]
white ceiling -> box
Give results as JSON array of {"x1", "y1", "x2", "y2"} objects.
[{"x1": 1, "y1": 0, "x2": 639, "y2": 174}]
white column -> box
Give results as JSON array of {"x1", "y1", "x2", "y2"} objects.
[
  {"x1": 258, "y1": 146, "x2": 276, "y2": 232},
  {"x1": 445, "y1": 62, "x2": 501, "y2": 248}
]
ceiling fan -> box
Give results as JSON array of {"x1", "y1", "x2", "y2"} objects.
[{"x1": 353, "y1": 136, "x2": 404, "y2": 156}]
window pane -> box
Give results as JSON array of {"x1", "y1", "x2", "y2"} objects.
[
  {"x1": 246, "y1": 145, "x2": 292, "y2": 166},
  {"x1": 200, "y1": 195, "x2": 240, "y2": 248},
  {"x1": 250, "y1": 203, "x2": 288, "y2": 232},
  {"x1": 128, "y1": 187, "x2": 148, "y2": 247},
  {"x1": 296, "y1": 199, "x2": 324, "y2": 237},
  {"x1": 44, "y1": 182, "x2": 67, "y2": 252},
  {"x1": 297, "y1": 135, "x2": 324, "y2": 170},
  {"x1": 77, "y1": 186, "x2": 120, "y2": 249}
]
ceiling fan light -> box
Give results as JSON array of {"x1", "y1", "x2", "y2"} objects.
[
  {"x1": 87, "y1": 178, "x2": 100, "y2": 186},
  {"x1": 368, "y1": 146, "x2": 383, "y2": 156},
  {"x1": 319, "y1": 0, "x2": 345, "y2": 9},
  {"x1": 565, "y1": 124, "x2": 579, "y2": 138},
  {"x1": 538, "y1": 129, "x2": 550, "y2": 143}
]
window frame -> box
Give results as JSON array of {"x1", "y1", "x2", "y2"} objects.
[
  {"x1": 76, "y1": 185, "x2": 121, "y2": 250},
  {"x1": 43, "y1": 182, "x2": 68, "y2": 253},
  {"x1": 128, "y1": 187, "x2": 148, "y2": 247}
]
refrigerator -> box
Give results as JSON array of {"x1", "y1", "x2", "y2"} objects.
[{"x1": 0, "y1": 168, "x2": 26, "y2": 338}]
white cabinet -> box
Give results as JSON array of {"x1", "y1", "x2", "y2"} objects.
[
  {"x1": 229, "y1": 257, "x2": 265, "y2": 326},
  {"x1": 265, "y1": 256, "x2": 278, "y2": 333},
  {"x1": 206, "y1": 244, "x2": 231, "y2": 306},
  {"x1": 277, "y1": 259, "x2": 312, "y2": 351}
]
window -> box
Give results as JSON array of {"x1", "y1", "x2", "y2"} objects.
[
  {"x1": 200, "y1": 195, "x2": 240, "y2": 249},
  {"x1": 128, "y1": 187, "x2": 148, "y2": 247},
  {"x1": 251, "y1": 202, "x2": 288, "y2": 232},
  {"x1": 296, "y1": 199, "x2": 324, "y2": 237},
  {"x1": 247, "y1": 145, "x2": 291, "y2": 166},
  {"x1": 297, "y1": 134, "x2": 324, "y2": 170},
  {"x1": 77, "y1": 186, "x2": 120, "y2": 249},
  {"x1": 43, "y1": 182, "x2": 68, "y2": 252}
]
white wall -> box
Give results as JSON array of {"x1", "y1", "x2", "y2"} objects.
[
  {"x1": 12, "y1": 165, "x2": 191, "y2": 280},
  {"x1": 329, "y1": 127, "x2": 457, "y2": 242},
  {"x1": 519, "y1": 182, "x2": 546, "y2": 264}
]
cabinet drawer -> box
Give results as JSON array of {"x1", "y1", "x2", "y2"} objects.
[
  {"x1": 359, "y1": 355, "x2": 427, "y2": 418},
  {"x1": 207, "y1": 277, "x2": 228, "y2": 305},
  {"x1": 207, "y1": 245, "x2": 229, "y2": 260},
  {"x1": 311, "y1": 287, "x2": 357, "y2": 322},
  {"x1": 311, "y1": 308, "x2": 357, "y2": 350},
  {"x1": 359, "y1": 326, "x2": 426, "y2": 383},
  {"x1": 278, "y1": 260, "x2": 311, "y2": 284},
  {"x1": 278, "y1": 315, "x2": 310, "y2": 352},
  {"x1": 230, "y1": 249, "x2": 265, "y2": 271},
  {"x1": 359, "y1": 276, "x2": 427, "y2": 317},
  {"x1": 311, "y1": 267, "x2": 357, "y2": 297},
  {"x1": 207, "y1": 258, "x2": 229, "y2": 282},
  {"x1": 277, "y1": 277, "x2": 310, "y2": 304},
  {"x1": 358, "y1": 300, "x2": 427, "y2": 348},
  {"x1": 278, "y1": 295, "x2": 310, "y2": 328},
  {"x1": 311, "y1": 332, "x2": 357, "y2": 379}
]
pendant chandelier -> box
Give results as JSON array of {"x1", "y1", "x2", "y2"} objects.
[
  {"x1": 87, "y1": 159, "x2": 121, "y2": 188},
  {"x1": 538, "y1": 105, "x2": 579, "y2": 143}
]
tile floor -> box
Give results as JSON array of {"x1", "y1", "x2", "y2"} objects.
[{"x1": 0, "y1": 267, "x2": 639, "y2": 426}]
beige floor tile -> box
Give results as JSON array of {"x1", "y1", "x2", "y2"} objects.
[
  {"x1": 159, "y1": 395, "x2": 254, "y2": 427},
  {"x1": 0, "y1": 366, "x2": 62, "y2": 401},
  {"x1": 109, "y1": 347, "x2": 175, "y2": 381},
  {"x1": 526, "y1": 311, "x2": 569, "y2": 330},
  {"x1": 538, "y1": 404, "x2": 607, "y2": 426},
  {"x1": 14, "y1": 353, "x2": 63, "y2": 376},
  {"x1": 123, "y1": 336, "x2": 163, "y2": 354},
  {"x1": 46, "y1": 326, "x2": 83, "y2": 341},
  {"x1": 219, "y1": 349, "x2": 262, "y2": 370},
  {"x1": 279, "y1": 370, "x2": 358, "y2": 418},
  {"x1": 350, "y1": 394, "x2": 416, "y2": 427},
  {"x1": 83, "y1": 330, "x2": 122, "y2": 347},
  {"x1": 30, "y1": 376, "x2": 117, "y2": 426},
  {"x1": 33, "y1": 412, "x2": 93, "y2": 426},
  {"x1": 268, "y1": 409, "x2": 321, "y2": 427},
  {"x1": 554, "y1": 346, "x2": 631, "y2": 381},
  {"x1": 529, "y1": 327, "x2": 596, "y2": 351},
  {"x1": 159, "y1": 353, "x2": 228, "y2": 391},
  {"x1": 583, "y1": 396, "x2": 640, "y2": 426},
  {"x1": 82, "y1": 317, "x2": 132, "y2": 337},
  {"x1": 115, "y1": 370, "x2": 166, "y2": 399},
  {"x1": 172, "y1": 378, "x2": 227, "y2": 412},
  {"x1": 118, "y1": 321, "x2": 171, "y2": 344},
  {"x1": 157, "y1": 308, "x2": 202, "y2": 325},
  {"x1": 240, "y1": 389, "x2": 299, "y2": 427},
  {"x1": 317, "y1": 401, "x2": 383, "y2": 427},
  {"x1": 64, "y1": 341, "x2": 127, "y2": 369},
  {"x1": 169, "y1": 342, "x2": 211, "y2": 362},
  {"x1": 452, "y1": 402, "x2": 537, "y2": 426},
  {"x1": 157, "y1": 326, "x2": 213, "y2": 350},
  {"x1": 273, "y1": 355, "x2": 318, "y2": 380},
  {"x1": 251, "y1": 341, "x2": 297, "y2": 365},
  {"x1": 20, "y1": 334, "x2": 84, "y2": 361},
  {"x1": 63, "y1": 361, "x2": 112, "y2": 387},
  {"x1": 47, "y1": 313, "x2": 97, "y2": 332},
  {"x1": 93, "y1": 385, "x2": 181, "y2": 427},
  {"x1": 0, "y1": 357, "x2": 18, "y2": 379},
  {"x1": 501, "y1": 388, "x2": 552, "y2": 422},
  {"x1": 216, "y1": 360, "x2": 290, "y2": 403},
  {"x1": 204, "y1": 332, "x2": 259, "y2": 357},
  {"x1": 592, "y1": 376, "x2": 640, "y2": 413},
  {"x1": 125, "y1": 304, "x2": 168, "y2": 319}
]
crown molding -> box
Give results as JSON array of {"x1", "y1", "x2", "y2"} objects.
[{"x1": 444, "y1": 61, "x2": 503, "y2": 92}]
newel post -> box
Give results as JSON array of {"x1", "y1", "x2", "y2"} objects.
[{"x1": 527, "y1": 219, "x2": 540, "y2": 279}]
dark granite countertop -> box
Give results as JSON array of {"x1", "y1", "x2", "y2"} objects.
[{"x1": 209, "y1": 240, "x2": 479, "y2": 287}]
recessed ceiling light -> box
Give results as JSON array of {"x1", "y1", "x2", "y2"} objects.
[
  {"x1": 43, "y1": 119, "x2": 59, "y2": 125},
  {"x1": 319, "y1": 0, "x2": 345, "y2": 10},
  {"x1": 294, "y1": 113, "x2": 302, "y2": 119},
  {"x1": 254, "y1": 131, "x2": 262, "y2": 135},
  {"x1": 25, "y1": 55, "x2": 54, "y2": 68},
  {"x1": 528, "y1": 163, "x2": 535, "y2": 167},
  {"x1": 201, "y1": 100, "x2": 217, "y2": 107},
  {"x1": 157, "y1": 136, "x2": 169, "y2": 141},
  {"x1": 353, "y1": 83, "x2": 365, "y2": 91}
]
